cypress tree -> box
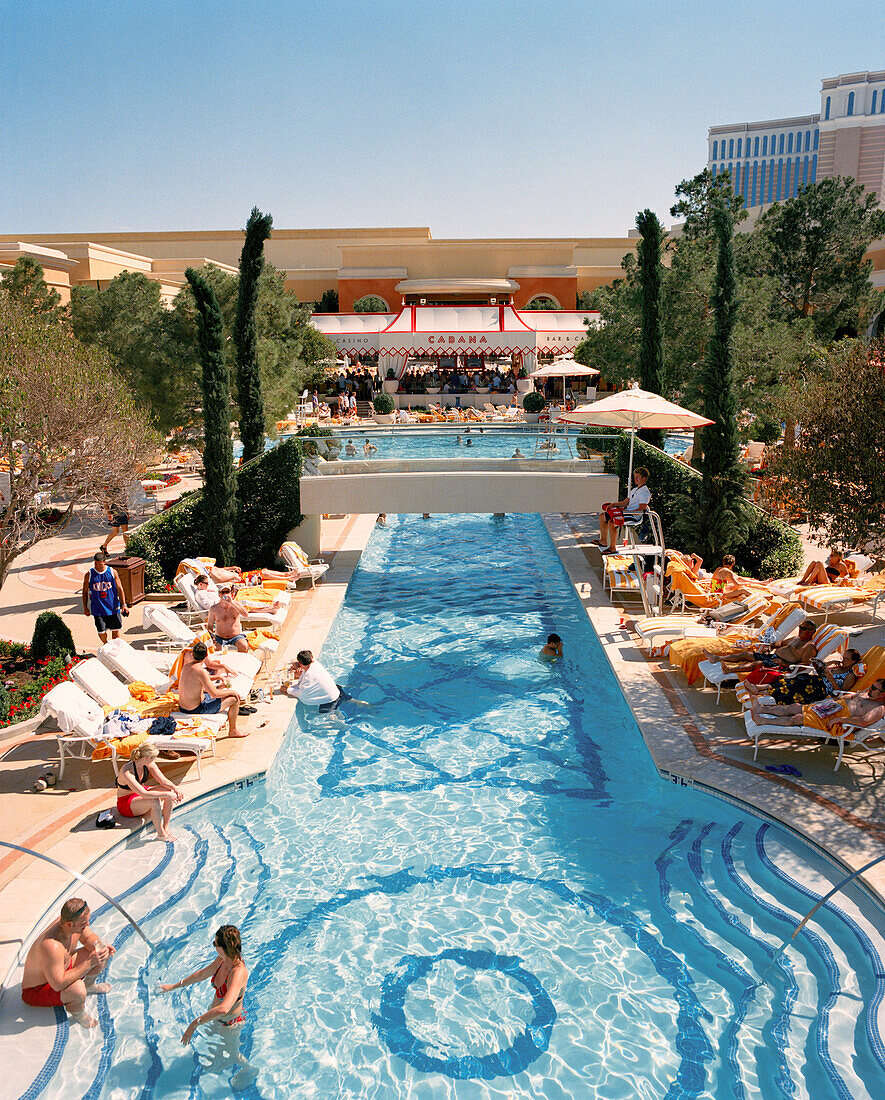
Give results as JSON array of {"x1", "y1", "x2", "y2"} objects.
[
  {"x1": 186, "y1": 268, "x2": 236, "y2": 564},
  {"x1": 682, "y1": 192, "x2": 749, "y2": 559},
  {"x1": 234, "y1": 207, "x2": 273, "y2": 463},
  {"x1": 635, "y1": 209, "x2": 666, "y2": 448}
]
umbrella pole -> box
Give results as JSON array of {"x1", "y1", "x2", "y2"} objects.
[{"x1": 627, "y1": 428, "x2": 635, "y2": 486}]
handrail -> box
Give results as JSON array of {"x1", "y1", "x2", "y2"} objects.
[
  {"x1": 0, "y1": 840, "x2": 155, "y2": 951},
  {"x1": 766, "y1": 851, "x2": 885, "y2": 972}
]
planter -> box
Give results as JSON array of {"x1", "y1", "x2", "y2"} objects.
[
  {"x1": 523, "y1": 412, "x2": 541, "y2": 424},
  {"x1": 476, "y1": 386, "x2": 490, "y2": 394},
  {"x1": 516, "y1": 379, "x2": 533, "y2": 393},
  {"x1": 373, "y1": 413, "x2": 396, "y2": 425},
  {"x1": 426, "y1": 386, "x2": 441, "y2": 395},
  {"x1": 382, "y1": 380, "x2": 399, "y2": 394}
]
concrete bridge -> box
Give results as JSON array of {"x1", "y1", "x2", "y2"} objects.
[{"x1": 293, "y1": 459, "x2": 617, "y2": 553}]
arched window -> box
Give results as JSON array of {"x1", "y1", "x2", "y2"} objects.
[
  {"x1": 847, "y1": 91, "x2": 854, "y2": 116},
  {"x1": 762, "y1": 136, "x2": 768, "y2": 155},
  {"x1": 754, "y1": 136, "x2": 759, "y2": 156},
  {"x1": 811, "y1": 153, "x2": 817, "y2": 182},
  {"x1": 805, "y1": 130, "x2": 810, "y2": 151},
  {"x1": 793, "y1": 157, "x2": 801, "y2": 196},
  {"x1": 353, "y1": 295, "x2": 390, "y2": 313},
  {"x1": 813, "y1": 129, "x2": 819, "y2": 150},
  {"x1": 796, "y1": 131, "x2": 802, "y2": 149},
  {"x1": 711, "y1": 140, "x2": 717, "y2": 160},
  {"x1": 776, "y1": 159, "x2": 784, "y2": 201},
  {"x1": 881, "y1": 94, "x2": 885, "y2": 113},
  {"x1": 778, "y1": 133, "x2": 785, "y2": 154},
  {"x1": 825, "y1": 96, "x2": 831, "y2": 120},
  {"x1": 802, "y1": 155, "x2": 809, "y2": 188},
  {"x1": 787, "y1": 133, "x2": 793, "y2": 154},
  {"x1": 734, "y1": 162, "x2": 741, "y2": 192},
  {"x1": 767, "y1": 160, "x2": 776, "y2": 203},
  {"x1": 873, "y1": 91, "x2": 878, "y2": 115},
  {"x1": 728, "y1": 138, "x2": 734, "y2": 158},
  {"x1": 736, "y1": 138, "x2": 742, "y2": 157}
]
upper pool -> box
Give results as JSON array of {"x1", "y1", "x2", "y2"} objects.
[{"x1": 8, "y1": 514, "x2": 885, "y2": 1099}]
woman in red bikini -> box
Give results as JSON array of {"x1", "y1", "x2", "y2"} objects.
[
  {"x1": 161, "y1": 925, "x2": 251, "y2": 1079},
  {"x1": 115, "y1": 742, "x2": 183, "y2": 842}
]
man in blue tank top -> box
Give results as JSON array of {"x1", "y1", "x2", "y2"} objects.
[{"x1": 81, "y1": 551, "x2": 129, "y2": 643}]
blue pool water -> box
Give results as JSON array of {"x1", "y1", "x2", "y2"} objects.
[
  {"x1": 16, "y1": 515, "x2": 885, "y2": 1098},
  {"x1": 236, "y1": 428, "x2": 690, "y2": 461}
]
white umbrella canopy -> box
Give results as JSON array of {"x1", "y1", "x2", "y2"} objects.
[
  {"x1": 529, "y1": 357, "x2": 599, "y2": 406},
  {"x1": 559, "y1": 384, "x2": 713, "y2": 481}
]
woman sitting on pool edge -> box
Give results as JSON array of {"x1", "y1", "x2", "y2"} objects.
[{"x1": 115, "y1": 742, "x2": 183, "y2": 842}]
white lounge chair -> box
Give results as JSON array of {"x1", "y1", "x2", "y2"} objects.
[
  {"x1": 142, "y1": 603, "x2": 199, "y2": 651},
  {"x1": 743, "y1": 709, "x2": 885, "y2": 770},
  {"x1": 98, "y1": 639, "x2": 172, "y2": 692},
  {"x1": 39, "y1": 681, "x2": 215, "y2": 779},
  {"x1": 175, "y1": 572, "x2": 287, "y2": 630},
  {"x1": 279, "y1": 541, "x2": 329, "y2": 588},
  {"x1": 70, "y1": 658, "x2": 227, "y2": 735},
  {"x1": 697, "y1": 605, "x2": 808, "y2": 701},
  {"x1": 177, "y1": 558, "x2": 291, "y2": 605}
]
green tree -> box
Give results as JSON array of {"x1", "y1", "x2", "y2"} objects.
[
  {"x1": 234, "y1": 207, "x2": 273, "y2": 464},
  {"x1": 185, "y1": 268, "x2": 235, "y2": 563},
  {"x1": 772, "y1": 339, "x2": 885, "y2": 552},
  {"x1": 0, "y1": 295, "x2": 157, "y2": 590},
  {"x1": 71, "y1": 272, "x2": 184, "y2": 431},
  {"x1": 353, "y1": 295, "x2": 388, "y2": 313},
  {"x1": 524, "y1": 296, "x2": 559, "y2": 310},
  {"x1": 675, "y1": 193, "x2": 749, "y2": 559},
  {"x1": 317, "y1": 288, "x2": 339, "y2": 312},
  {"x1": 576, "y1": 290, "x2": 594, "y2": 310},
  {"x1": 0, "y1": 257, "x2": 64, "y2": 322},
  {"x1": 757, "y1": 176, "x2": 885, "y2": 339},
  {"x1": 635, "y1": 209, "x2": 666, "y2": 447}
]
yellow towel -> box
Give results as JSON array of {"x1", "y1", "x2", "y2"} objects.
[{"x1": 128, "y1": 681, "x2": 156, "y2": 702}]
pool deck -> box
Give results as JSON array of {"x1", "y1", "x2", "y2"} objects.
[{"x1": 1, "y1": 508, "x2": 884, "y2": 1001}]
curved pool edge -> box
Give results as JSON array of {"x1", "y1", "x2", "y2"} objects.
[
  {"x1": 542, "y1": 512, "x2": 885, "y2": 909},
  {"x1": 2, "y1": 508, "x2": 884, "y2": 1001}
]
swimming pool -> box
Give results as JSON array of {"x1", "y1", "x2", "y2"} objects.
[
  {"x1": 11, "y1": 514, "x2": 885, "y2": 1098},
  {"x1": 237, "y1": 428, "x2": 689, "y2": 461}
]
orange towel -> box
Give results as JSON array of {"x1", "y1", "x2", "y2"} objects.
[
  {"x1": 128, "y1": 681, "x2": 156, "y2": 702},
  {"x1": 801, "y1": 700, "x2": 851, "y2": 736},
  {"x1": 668, "y1": 637, "x2": 736, "y2": 685}
]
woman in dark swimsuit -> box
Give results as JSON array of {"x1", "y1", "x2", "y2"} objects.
[
  {"x1": 115, "y1": 742, "x2": 182, "y2": 842},
  {"x1": 161, "y1": 926, "x2": 252, "y2": 1082}
]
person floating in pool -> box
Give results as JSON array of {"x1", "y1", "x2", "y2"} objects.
[
  {"x1": 363, "y1": 439, "x2": 377, "y2": 455},
  {"x1": 20, "y1": 897, "x2": 114, "y2": 1028},
  {"x1": 285, "y1": 650, "x2": 369, "y2": 712},
  {"x1": 454, "y1": 435, "x2": 461, "y2": 445},
  {"x1": 540, "y1": 633, "x2": 563, "y2": 661},
  {"x1": 161, "y1": 925, "x2": 254, "y2": 1087},
  {"x1": 345, "y1": 439, "x2": 357, "y2": 456}
]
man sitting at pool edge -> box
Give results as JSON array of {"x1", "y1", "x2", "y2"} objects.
[
  {"x1": 286, "y1": 649, "x2": 368, "y2": 712},
  {"x1": 21, "y1": 898, "x2": 114, "y2": 1027}
]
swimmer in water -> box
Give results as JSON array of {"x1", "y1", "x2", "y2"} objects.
[
  {"x1": 454, "y1": 435, "x2": 461, "y2": 445},
  {"x1": 161, "y1": 925, "x2": 254, "y2": 1087},
  {"x1": 344, "y1": 440, "x2": 356, "y2": 456},
  {"x1": 465, "y1": 438, "x2": 472, "y2": 446},
  {"x1": 363, "y1": 439, "x2": 377, "y2": 455},
  {"x1": 376, "y1": 513, "x2": 387, "y2": 526},
  {"x1": 540, "y1": 633, "x2": 563, "y2": 661},
  {"x1": 512, "y1": 448, "x2": 524, "y2": 458}
]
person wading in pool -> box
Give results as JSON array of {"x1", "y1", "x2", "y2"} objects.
[
  {"x1": 161, "y1": 925, "x2": 254, "y2": 1085},
  {"x1": 286, "y1": 649, "x2": 368, "y2": 712},
  {"x1": 20, "y1": 898, "x2": 114, "y2": 1027}
]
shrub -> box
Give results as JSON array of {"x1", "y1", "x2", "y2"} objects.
[
  {"x1": 578, "y1": 428, "x2": 802, "y2": 577},
  {"x1": 30, "y1": 612, "x2": 76, "y2": 661},
  {"x1": 128, "y1": 439, "x2": 305, "y2": 587},
  {"x1": 522, "y1": 391, "x2": 546, "y2": 413},
  {"x1": 373, "y1": 393, "x2": 395, "y2": 415},
  {"x1": 746, "y1": 413, "x2": 780, "y2": 445},
  {"x1": 0, "y1": 685, "x2": 10, "y2": 723}
]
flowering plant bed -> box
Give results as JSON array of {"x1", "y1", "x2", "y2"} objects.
[
  {"x1": 0, "y1": 642, "x2": 78, "y2": 728},
  {"x1": 161, "y1": 473, "x2": 182, "y2": 487}
]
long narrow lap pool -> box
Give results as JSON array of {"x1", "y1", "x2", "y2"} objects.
[{"x1": 10, "y1": 514, "x2": 885, "y2": 1098}]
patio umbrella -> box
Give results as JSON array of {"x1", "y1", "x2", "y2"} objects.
[
  {"x1": 559, "y1": 383, "x2": 713, "y2": 483},
  {"x1": 529, "y1": 356, "x2": 599, "y2": 408}
]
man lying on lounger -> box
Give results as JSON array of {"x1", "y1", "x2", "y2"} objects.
[
  {"x1": 749, "y1": 679, "x2": 885, "y2": 734},
  {"x1": 702, "y1": 620, "x2": 817, "y2": 673}
]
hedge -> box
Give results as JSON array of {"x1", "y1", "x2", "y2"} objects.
[
  {"x1": 578, "y1": 428, "x2": 802, "y2": 578},
  {"x1": 128, "y1": 438, "x2": 304, "y2": 590}
]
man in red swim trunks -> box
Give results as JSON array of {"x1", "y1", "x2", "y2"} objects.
[{"x1": 20, "y1": 897, "x2": 115, "y2": 1027}]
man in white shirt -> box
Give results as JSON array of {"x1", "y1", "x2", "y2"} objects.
[
  {"x1": 286, "y1": 650, "x2": 367, "y2": 713},
  {"x1": 595, "y1": 467, "x2": 652, "y2": 553}
]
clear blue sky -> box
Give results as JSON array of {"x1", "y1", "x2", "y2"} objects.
[{"x1": 1, "y1": 0, "x2": 879, "y2": 238}]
